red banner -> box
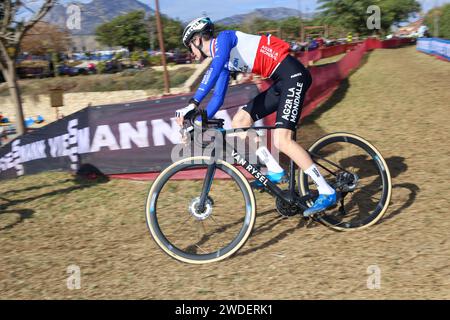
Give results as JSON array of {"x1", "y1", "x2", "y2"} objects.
[
  {"x1": 320, "y1": 45, "x2": 347, "y2": 59},
  {"x1": 296, "y1": 42, "x2": 362, "y2": 64}
]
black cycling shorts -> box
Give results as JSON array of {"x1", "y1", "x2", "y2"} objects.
[{"x1": 242, "y1": 55, "x2": 312, "y2": 131}]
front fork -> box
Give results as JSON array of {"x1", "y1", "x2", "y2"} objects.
[{"x1": 197, "y1": 163, "x2": 216, "y2": 212}]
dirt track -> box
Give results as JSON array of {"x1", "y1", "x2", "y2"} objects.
[{"x1": 1, "y1": 46, "x2": 449, "y2": 299}]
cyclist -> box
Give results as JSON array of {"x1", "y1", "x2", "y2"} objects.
[{"x1": 175, "y1": 17, "x2": 337, "y2": 217}]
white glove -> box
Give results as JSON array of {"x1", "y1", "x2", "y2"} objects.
[{"x1": 175, "y1": 103, "x2": 196, "y2": 119}]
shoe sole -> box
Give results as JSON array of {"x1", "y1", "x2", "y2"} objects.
[
  {"x1": 303, "y1": 200, "x2": 339, "y2": 218},
  {"x1": 303, "y1": 209, "x2": 326, "y2": 218}
]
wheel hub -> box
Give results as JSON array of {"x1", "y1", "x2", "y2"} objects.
[
  {"x1": 189, "y1": 197, "x2": 213, "y2": 220},
  {"x1": 335, "y1": 172, "x2": 359, "y2": 192}
]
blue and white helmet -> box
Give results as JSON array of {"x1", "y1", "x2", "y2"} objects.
[{"x1": 182, "y1": 17, "x2": 214, "y2": 48}]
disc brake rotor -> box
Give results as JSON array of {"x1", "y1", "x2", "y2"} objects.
[
  {"x1": 335, "y1": 172, "x2": 359, "y2": 192},
  {"x1": 189, "y1": 197, "x2": 213, "y2": 221}
]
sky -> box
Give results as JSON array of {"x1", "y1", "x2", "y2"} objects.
[
  {"x1": 155, "y1": 0, "x2": 450, "y2": 21},
  {"x1": 23, "y1": 0, "x2": 450, "y2": 23},
  {"x1": 158, "y1": 0, "x2": 319, "y2": 21}
]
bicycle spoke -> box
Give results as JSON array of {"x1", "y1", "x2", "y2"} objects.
[
  {"x1": 172, "y1": 213, "x2": 194, "y2": 235},
  {"x1": 356, "y1": 182, "x2": 383, "y2": 191},
  {"x1": 209, "y1": 215, "x2": 237, "y2": 239},
  {"x1": 190, "y1": 221, "x2": 209, "y2": 254},
  {"x1": 193, "y1": 220, "x2": 204, "y2": 242},
  {"x1": 352, "y1": 187, "x2": 382, "y2": 201},
  {"x1": 195, "y1": 244, "x2": 208, "y2": 254},
  {"x1": 354, "y1": 182, "x2": 383, "y2": 194},
  {"x1": 209, "y1": 215, "x2": 222, "y2": 228},
  {"x1": 310, "y1": 151, "x2": 352, "y2": 174},
  {"x1": 201, "y1": 221, "x2": 207, "y2": 235}
]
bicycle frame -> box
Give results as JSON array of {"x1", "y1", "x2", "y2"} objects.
[{"x1": 196, "y1": 124, "x2": 313, "y2": 212}]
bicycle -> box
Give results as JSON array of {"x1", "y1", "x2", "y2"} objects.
[{"x1": 145, "y1": 110, "x2": 392, "y2": 264}]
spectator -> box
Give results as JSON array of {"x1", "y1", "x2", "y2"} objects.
[
  {"x1": 308, "y1": 39, "x2": 319, "y2": 51},
  {"x1": 316, "y1": 37, "x2": 325, "y2": 47}
]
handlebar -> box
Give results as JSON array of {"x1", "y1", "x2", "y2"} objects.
[
  {"x1": 179, "y1": 108, "x2": 225, "y2": 147},
  {"x1": 185, "y1": 108, "x2": 225, "y2": 131}
]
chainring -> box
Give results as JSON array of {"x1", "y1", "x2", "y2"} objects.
[{"x1": 276, "y1": 196, "x2": 301, "y2": 217}]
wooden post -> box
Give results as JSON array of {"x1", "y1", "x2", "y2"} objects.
[
  {"x1": 49, "y1": 88, "x2": 64, "y2": 120},
  {"x1": 154, "y1": 0, "x2": 170, "y2": 94}
]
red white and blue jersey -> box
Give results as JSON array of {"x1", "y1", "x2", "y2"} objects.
[{"x1": 193, "y1": 30, "x2": 290, "y2": 118}]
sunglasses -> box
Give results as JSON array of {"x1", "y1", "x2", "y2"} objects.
[
  {"x1": 188, "y1": 41, "x2": 194, "y2": 53},
  {"x1": 188, "y1": 37, "x2": 201, "y2": 53}
]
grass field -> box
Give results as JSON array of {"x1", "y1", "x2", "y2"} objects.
[
  {"x1": 0, "y1": 67, "x2": 195, "y2": 97},
  {"x1": 1, "y1": 46, "x2": 449, "y2": 299}
]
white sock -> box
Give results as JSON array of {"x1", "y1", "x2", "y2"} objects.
[
  {"x1": 256, "y1": 147, "x2": 284, "y2": 173},
  {"x1": 305, "y1": 164, "x2": 335, "y2": 195}
]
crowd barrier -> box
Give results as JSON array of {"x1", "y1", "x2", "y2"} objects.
[
  {"x1": 417, "y1": 38, "x2": 450, "y2": 61},
  {"x1": 0, "y1": 38, "x2": 416, "y2": 181},
  {"x1": 296, "y1": 42, "x2": 361, "y2": 65},
  {"x1": 294, "y1": 37, "x2": 415, "y2": 66},
  {"x1": 365, "y1": 37, "x2": 416, "y2": 49},
  {"x1": 0, "y1": 84, "x2": 260, "y2": 180}
]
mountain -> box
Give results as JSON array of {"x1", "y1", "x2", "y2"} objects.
[
  {"x1": 44, "y1": 0, "x2": 153, "y2": 35},
  {"x1": 44, "y1": 2, "x2": 315, "y2": 36},
  {"x1": 216, "y1": 7, "x2": 315, "y2": 26}
]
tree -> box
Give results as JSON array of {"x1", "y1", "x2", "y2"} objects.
[
  {"x1": 96, "y1": 11, "x2": 150, "y2": 52},
  {"x1": 21, "y1": 21, "x2": 70, "y2": 55},
  {"x1": 95, "y1": 11, "x2": 184, "y2": 52},
  {"x1": 214, "y1": 23, "x2": 230, "y2": 34},
  {"x1": 0, "y1": 0, "x2": 56, "y2": 135},
  {"x1": 216, "y1": 16, "x2": 335, "y2": 41},
  {"x1": 152, "y1": 15, "x2": 184, "y2": 51},
  {"x1": 424, "y1": 4, "x2": 450, "y2": 39},
  {"x1": 380, "y1": 0, "x2": 422, "y2": 30},
  {"x1": 318, "y1": 0, "x2": 421, "y2": 35},
  {"x1": 280, "y1": 17, "x2": 302, "y2": 40}
]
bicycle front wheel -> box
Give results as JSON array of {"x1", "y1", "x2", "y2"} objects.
[
  {"x1": 299, "y1": 133, "x2": 392, "y2": 231},
  {"x1": 145, "y1": 156, "x2": 256, "y2": 264}
]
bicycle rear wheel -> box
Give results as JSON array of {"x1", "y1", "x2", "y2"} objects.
[
  {"x1": 299, "y1": 133, "x2": 392, "y2": 231},
  {"x1": 145, "y1": 156, "x2": 256, "y2": 264}
]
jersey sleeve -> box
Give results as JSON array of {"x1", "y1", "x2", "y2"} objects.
[
  {"x1": 205, "y1": 68, "x2": 230, "y2": 119},
  {"x1": 192, "y1": 31, "x2": 234, "y2": 105}
]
